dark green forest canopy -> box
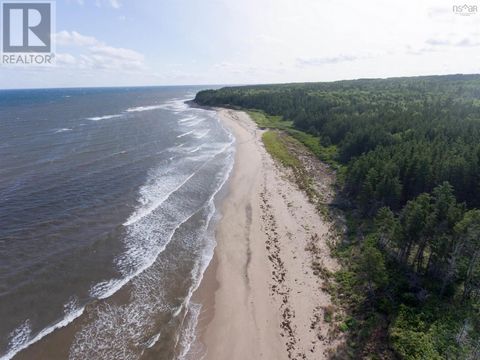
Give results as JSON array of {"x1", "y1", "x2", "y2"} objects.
[{"x1": 195, "y1": 74, "x2": 480, "y2": 211}]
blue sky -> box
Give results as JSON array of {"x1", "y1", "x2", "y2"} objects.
[{"x1": 1, "y1": 0, "x2": 480, "y2": 88}]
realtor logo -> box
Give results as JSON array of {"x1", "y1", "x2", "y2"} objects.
[{"x1": 1, "y1": 1, "x2": 55, "y2": 65}]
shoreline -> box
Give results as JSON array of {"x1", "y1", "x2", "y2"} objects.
[{"x1": 191, "y1": 109, "x2": 341, "y2": 360}]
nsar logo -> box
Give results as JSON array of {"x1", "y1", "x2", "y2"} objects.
[{"x1": 453, "y1": 4, "x2": 478, "y2": 16}]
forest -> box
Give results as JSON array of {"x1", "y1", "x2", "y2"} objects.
[{"x1": 195, "y1": 74, "x2": 480, "y2": 359}]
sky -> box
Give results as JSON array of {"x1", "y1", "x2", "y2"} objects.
[{"x1": 1, "y1": 0, "x2": 479, "y2": 88}]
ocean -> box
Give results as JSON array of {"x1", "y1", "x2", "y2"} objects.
[{"x1": 0, "y1": 87, "x2": 234, "y2": 359}]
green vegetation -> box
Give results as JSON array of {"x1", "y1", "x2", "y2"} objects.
[
  {"x1": 247, "y1": 110, "x2": 292, "y2": 130},
  {"x1": 195, "y1": 74, "x2": 480, "y2": 359},
  {"x1": 248, "y1": 109, "x2": 341, "y2": 169},
  {"x1": 261, "y1": 130, "x2": 319, "y2": 204},
  {"x1": 262, "y1": 130, "x2": 299, "y2": 168}
]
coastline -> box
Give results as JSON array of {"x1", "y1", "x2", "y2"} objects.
[{"x1": 191, "y1": 109, "x2": 342, "y2": 360}]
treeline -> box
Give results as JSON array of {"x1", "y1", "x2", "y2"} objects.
[{"x1": 195, "y1": 74, "x2": 480, "y2": 358}]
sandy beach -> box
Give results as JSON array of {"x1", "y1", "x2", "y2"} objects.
[{"x1": 193, "y1": 109, "x2": 341, "y2": 360}]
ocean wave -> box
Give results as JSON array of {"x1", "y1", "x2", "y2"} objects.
[
  {"x1": 178, "y1": 116, "x2": 198, "y2": 123},
  {"x1": 87, "y1": 97, "x2": 193, "y2": 122},
  {"x1": 183, "y1": 118, "x2": 205, "y2": 127},
  {"x1": 146, "y1": 332, "x2": 161, "y2": 349},
  {"x1": 54, "y1": 128, "x2": 73, "y2": 133},
  {"x1": 90, "y1": 137, "x2": 234, "y2": 302},
  {"x1": 177, "y1": 130, "x2": 194, "y2": 139},
  {"x1": 195, "y1": 130, "x2": 210, "y2": 139},
  {"x1": 87, "y1": 114, "x2": 123, "y2": 121},
  {"x1": 89, "y1": 278, "x2": 127, "y2": 300},
  {"x1": 158, "y1": 98, "x2": 190, "y2": 113},
  {"x1": 122, "y1": 167, "x2": 197, "y2": 228},
  {"x1": 177, "y1": 303, "x2": 202, "y2": 359},
  {"x1": 125, "y1": 105, "x2": 164, "y2": 113},
  {"x1": 1, "y1": 298, "x2": 85, "y2": 360},
  {"x1": 70, "y1": 148, "x2": 234, "y2": 359}
]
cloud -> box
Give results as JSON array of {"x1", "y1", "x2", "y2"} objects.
[
  {"x1": 55, "y1": 31, "x2": 101, "y2": 47},
  {"x1": 95, "y1": 0, "x2": 121, "y2": 9},
  {"x1": 407, "y1": 33, "x2": 480, "y2": 56},
  {"x1": 296, "y1": 55, "x2": 358, "y2": 67},
  {"x1": 454, "y1": 38, "x2": 480, "y2": 47},
  {"x1": 54, "y1": 31, "x2": 146, "y2": 72},
  {"x1": 56, "y1": 53, "x2": 77, "y2": 65},
  {"x1": 424, "y1": 36, "x2": 480, "y2": 48},
  {"x1": 256, "y1": 34, "x2": 283, "y2": 45},
  {"x1": 71, "y1": 0, "x2": 121, "y2": 8},
  {"x1": 425, "y1": 38, "x2": 450, "y2": 46},
  {"x1": 108, "y1": 0, "x2": 121, "y2": 9},
  {"x1": 212, "y1": 62, "x2": 287, "y2": 75},
  {"x1": 66, "y1": 0, "x2": 84, "y2": 5},
  {"x1": 427, "y1": 6, "x2": 451, "y2": 18}
]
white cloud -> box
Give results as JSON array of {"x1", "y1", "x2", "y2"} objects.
[
  {"x1": 71, "y1": 0, "x2": 121, "y2": 9},
  {"x1": 425, "y1": 35, "x2": 480, "y2": 48},
  {"x1": 94, "y1": 0, "x2": 121, "y2": 9},
  {"x1": 71, "y1": 0, "x2": 122, "y2": 9},
  {"x1": 108, "y1": 0, "x2": 121, "y2": 9},
  {"x1": 54, "y1": 31, "x2": 146, "y2": 72},
  {"x1": 296, "y1": 55, "x2": 359, "y2": 67},
  {"x1": 55, "y1": 31, "x2": 101, "y2": 47},
  {"x1": 56, "y1": 53, "x2": 77, "y2": 65},
  {"x1": 427, "y1": 6, "x2": 451, "y2": 18}
]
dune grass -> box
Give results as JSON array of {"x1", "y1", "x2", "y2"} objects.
[
  {"x1": 247, "y1": 110, "x2": 293, "y2": 130},
  {"x1": 261, "y1": 130, "x2": 300, "y2": 168}
]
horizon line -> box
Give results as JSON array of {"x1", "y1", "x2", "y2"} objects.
[{"x1": 1, "y1": 72, "x2": 479, "y2": 91}]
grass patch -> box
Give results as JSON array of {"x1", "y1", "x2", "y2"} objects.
[
  {"x1": 262, "y1": 130, "x2": 321, "y2": 205},
  {"x1": 262, "y1": 130, "x2": 300, "y2": 168},
  {"x1": 247, "y1": 110, "x2": 293, "y2": 130},
  {"x1": 286, "y1": 129, "x2": 337, "y2": 163},
  {"x1": 246, "y1": 110, "x2": 343, "y2": 172}
]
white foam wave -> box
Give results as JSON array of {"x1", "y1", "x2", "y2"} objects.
[
  {"x1": 178, "y1": 116, "x2": 198, "y2": 123},
  {"x1": 1, "y1": 299, "x2": 85, "y2": 360},
  {"x1": 122, "y1": 170, "x2": 197, "y2": 227},
  {"x1": 90, "y1": 140, "x2": 233, "y2": 300},
  {"x1": 89, "y1": 278, "x2": 126, "y2": 300},
  {"x1": 146, "y1": 332, "x2": 161, "y2": 349},
  {"x1": 195, "y1": 130, "x2": 210, "y2": 139},
  {"x1": 183, "y1": 118, "x2": 205, "y2": 127},
  {"x1": 54, "y1": 128, "x2": 73, "y2": 133},
  {"x1": 90, "y1": 136, "x2": 234, "y2": 301},
  {"x1": 176, "y1": 155, "x2": 235, "y2": 358},
  {"x1": 87, "y1": 114, "x2": 122, "y2": 121},
  {"x1": 157, "y1": 98, "x2": 190, "y2": 113},
  {"x1": 87, "y1": 97, "x2": 193, "y2": 123},
  {"x1": 176, "y1": 303, "x2": 202, "y2": 360},
  {"x1": 126, "y1": 105, "x2": 164, "y2": 113},
  {"x1": 177, "y1": 130, "x2": 194, "y2": 139}
]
